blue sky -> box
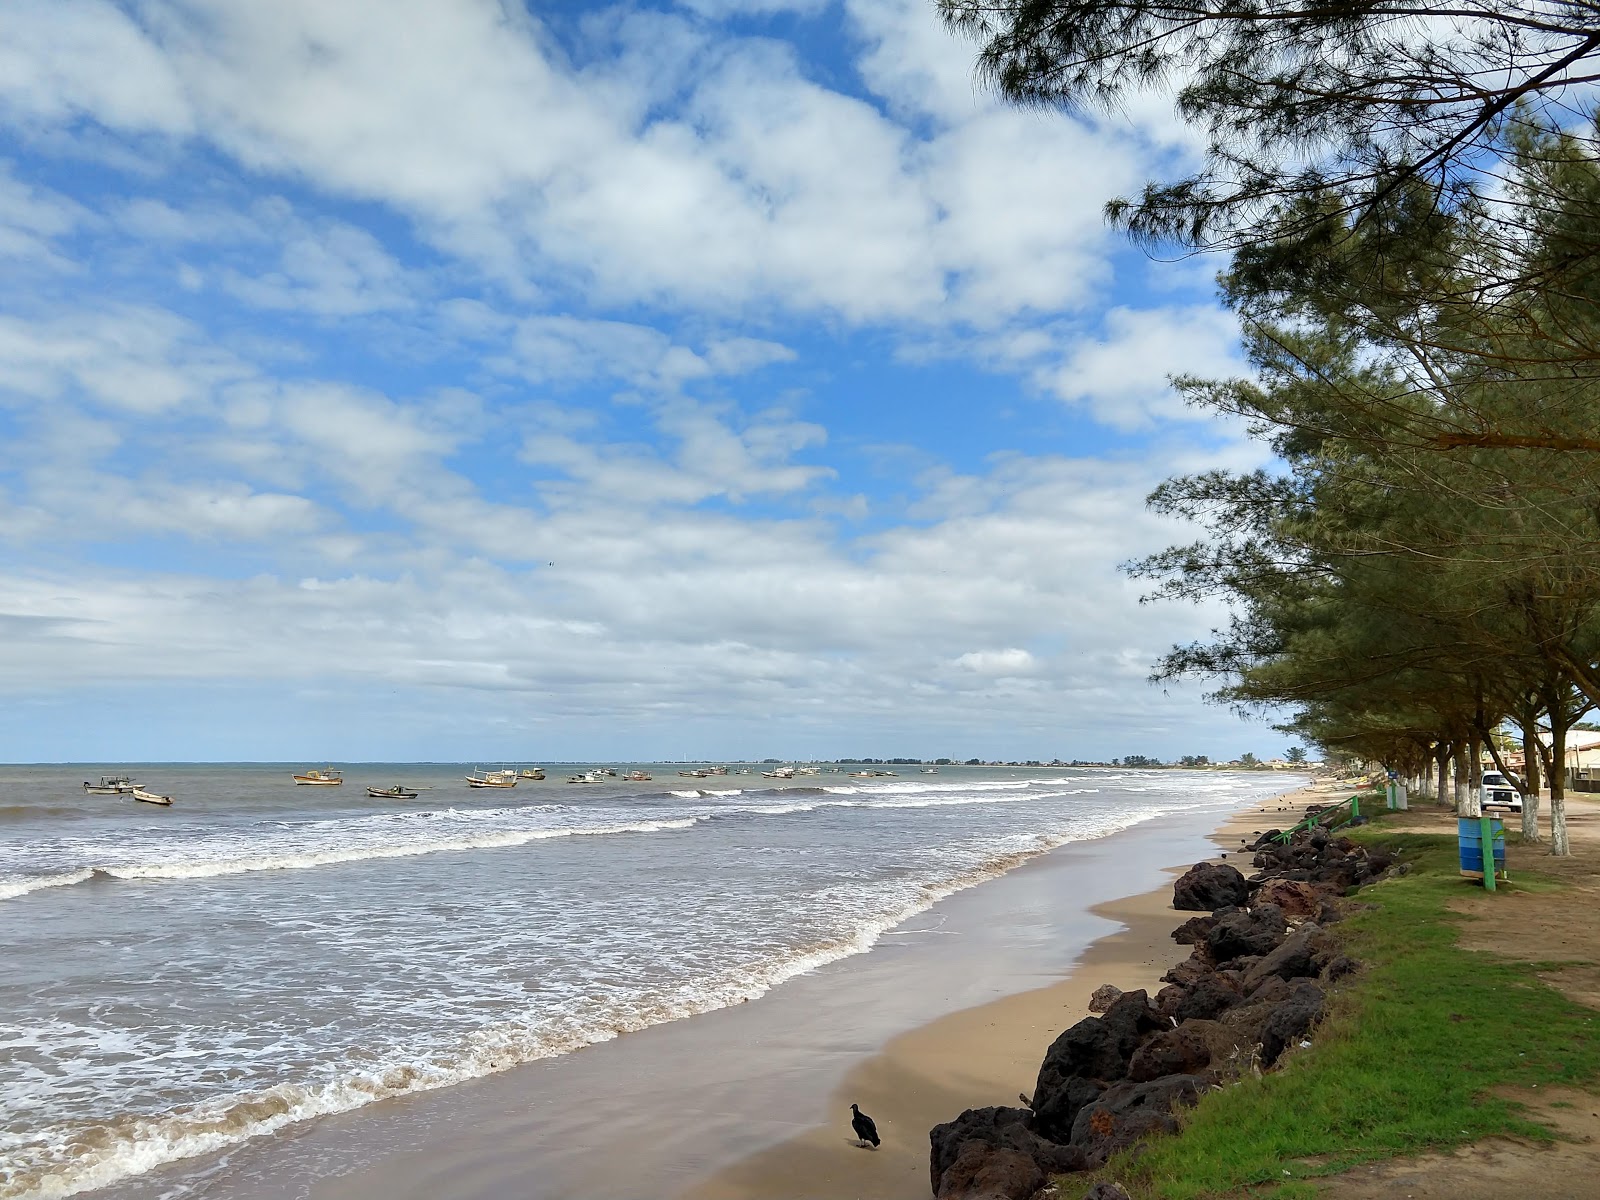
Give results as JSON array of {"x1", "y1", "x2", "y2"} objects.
[{"x1": 0, "y1": 0, "x2": 1288, "y2": 763}]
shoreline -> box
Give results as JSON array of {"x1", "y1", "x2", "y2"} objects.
[
  {"x1": 679, "y1": 777, "x2": 1336, "y2": 1200},
  {"x1": 85, "y1": 777, "x2": 1316, "y2": 1200}
]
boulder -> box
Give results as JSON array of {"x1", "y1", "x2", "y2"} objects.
[
  {"x1": 1173, "y1": 861, "x2": 1250, "y2": 911},
  {"x1": 1069, "y1": 1075, "x2": 1208, "y2": 1164},
  {"x1": 1031, "y1": 992, "x2": 1162, "y2": 1138},
  {"x1": 1165, "y1": 973, "x2": 1244, "y2": 1023},
  {"x1": 1126, "y1": 1023, "x2": 1214, "y2": 1082},
  {"x1": 934, "y1": 1143, "x2": 1043, "y2": 1200},
  {"x1": 1319, "y1": 954, "x2": 1358, "y2": 982},
  {"x1": 1240, "y1": 927, "x2": 1319, "y2": 992},
  {"x1": 1087, "y1": 984, "x2": 1124, "y2": 1014},
  {"x1": 1083, "y1": 1185, "x2": 1134, "y2": 1200},
  {"x1": 1252, "y1": 878, "x2": 1326, "y2": 919},
  {"x1": 929, "y1": 1107, "x2": 1088, "y2": 1198},
  {"x1": 1245, "y1": 975, "x2": 1292, "y2": 1006},
  {"x1": 1260, "y1": 981, "x2": 1326, "y2": 1066},
  {"x1": 1203, "y1": 904, "x2": 1286, "y2": 963},
  {"x1": 1217, "y1": 998, "x2": 1279, "y2": 1049},
  {"x1": 1171, "y1": 914, "x2": 1217, "y2": 946},
  {"x1": 1031, "y1": 1076, "x2": 1105, "y2": 1144},
  {"x1": 1160, "y1": 955, "x2": 1214, "y2": 989}
]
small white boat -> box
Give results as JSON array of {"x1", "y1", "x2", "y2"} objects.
[
  {"x1": 566, "y1": 771, "x2": 606, "y2": 784},
  {"x1": 678, "y1": 769, "x2": 710, "y2": 778},
  {"x1": 624, "y1": 770, "x2": 653, "y2": 781},
  {"x1": 84, "y1": 775, "x2": 138, "y2": 795},
  {"x1": 293, "y1": 767, "x2": 343, "y2": 786},
  {"x1": 131, "y1": 787, "x2": 173, "y2": 807},
  {"x1": 761, "y1": 766, "x2": 796, "y2": 779},
  {"x1": 466, "y1": 769, "x2": 517, "y2": 789},
  {"x1": 367, "y1": 784, "x2": 420, "y2": 799}
]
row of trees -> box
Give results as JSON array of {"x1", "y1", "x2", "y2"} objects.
[{"x1": 943, "y1": 2, "x2": 1600, "y2": 853}]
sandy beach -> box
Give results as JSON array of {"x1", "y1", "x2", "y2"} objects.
[{"x1": 680, "y1": 776, "x2": 1337, "y2": 1200}]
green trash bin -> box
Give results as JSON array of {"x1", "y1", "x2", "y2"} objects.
[{"x1": 1458, "y1": 817, "x2": 1506, "y2": 882}]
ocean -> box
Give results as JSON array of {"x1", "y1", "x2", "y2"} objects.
[{"x1": 0, "y1": 763, "x2": 1301, "y2": 1200}]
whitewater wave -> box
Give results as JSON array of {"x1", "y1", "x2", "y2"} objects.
[{"x1": 0, "y1": 810, "x2": 1150, "y2": 1200}]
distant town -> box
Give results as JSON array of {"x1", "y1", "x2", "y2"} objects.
[{"x1": 806, "y1": 752, "x2": 1319, "y2": 770}]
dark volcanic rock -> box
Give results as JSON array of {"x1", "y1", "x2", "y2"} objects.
[
  {"x1": 1160, "y1": 955, "x2": 1213, "y2": 989},
  {"x1": 1083, "y1": 1185, "x2": 1134, "y2": 1200},
  {"x1": 930, "y1": 1107, "x2": 1087, "y2": 1198},
  {"x1": 1126, "y1": 1023, "x2": 1214, "y2": 1082},
  {"x1": 1241, "y1": 927, "x2": 1319, "y2": 992},
  {"x1": 1261, "y1": 981, "x2": 1326, "y2": 1066},
  {"x1": 1320, "y1": 954, "x2": 1358, "y2": 982},
  {"x1": 1030, "y1": 991, "x2": 1163, "y2": 1139},
  {"x1": 1173, "y1": 861, "x2": 1250, "y2": 911},
  {"x1": 1166, "y1": 973, "x2": 1244, "y2": 1023},
  {"x1": 1245, "y1": 975, "x2": 1292, "y2": 1006},
  {"x1": 931, "y1": 1110, "x2": 1085, "y2": 1197},
  {"x1": 934, "y1": 1143, "x2": 1042, "y2": 1200},
  {"x1": 1031, "y1": 1076, "x2": 1104, "y2": 1144},
  {"x1": 1069, "y1": 1075, "x2": 1208, "y2": 1165},
  {"x1": 1252, "y1": 878, "x2": 1327, "y2": 919},
  {"x1": 1171, "y1": 914, "x2": 1217, "y2": 946},
  {"x1": 1203, "y1": 905, "x2": 1286, "y2": 964}
]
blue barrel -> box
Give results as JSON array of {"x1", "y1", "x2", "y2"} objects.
[{"x1": 1458, "y1": 817, "x2": 1506, "y2": 879}]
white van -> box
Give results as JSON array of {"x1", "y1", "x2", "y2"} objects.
[{"x1": 1481, "y1": 771, "x2": 1522, "y2": 813}]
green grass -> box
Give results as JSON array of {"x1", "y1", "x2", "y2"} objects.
[{"x1": 1060, "y1": 822, "x2": 1600, "y2": 1199}]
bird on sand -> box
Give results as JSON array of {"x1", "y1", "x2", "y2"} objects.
[{"x1": 850, "y1": 1103, "x2": 880, "y2": 1148}]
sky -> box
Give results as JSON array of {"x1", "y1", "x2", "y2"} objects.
[{"x1": 0, "y1": 0, "x2": 1289, "y2": 764}]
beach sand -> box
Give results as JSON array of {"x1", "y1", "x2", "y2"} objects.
[{"x1": 679, "y1": 776, "x2": 1342, "y2": 1200}]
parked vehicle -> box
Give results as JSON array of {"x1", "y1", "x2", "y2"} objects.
[{"x1": 1481, "y1": 771, "x2": 1523, "y2": 813}]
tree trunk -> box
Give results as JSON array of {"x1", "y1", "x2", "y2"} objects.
[
  {"x1": 1521, "y1": 717, "x2": 1543, "y2": 843},
  {"x1": 1551, "y1": 716, "x2": 1571, "y2": 857},
  {"x1": 1436, "y1": 744, "x2": 1452, "y2": 807},
  {"x1": 1456, "y1": 743, "x2": 1478, "y2": 816},
  {"x1": 1422, "y1": 755, "x2": 1434, "y2": 799}
]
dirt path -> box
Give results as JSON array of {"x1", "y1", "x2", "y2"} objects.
[{"x1": 1307, "y1": 792, "x2": 1600, "y2": 1199}]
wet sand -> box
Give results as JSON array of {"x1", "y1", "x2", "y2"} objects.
[{"x1": 681, "y1": 777, "x2": 1342, "y2": 1200}]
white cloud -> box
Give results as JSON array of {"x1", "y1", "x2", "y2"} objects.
[
  {"x1": 0, "y1": 0, "x2": 193, "y2": 133},
  {"x1": 1037, "y1": 305, "x2": 1243, "y2": 428},
  {"x1": 954, "y1": 647, "x2": 1036, "y2": 675}
]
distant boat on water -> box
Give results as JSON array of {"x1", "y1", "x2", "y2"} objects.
[
  {"x1": 518, "y1": 767, "x2": 546, "y2": 780},
  {"x1": 292, "y1": 767, "x2": 343, "y2": 786},
  {"x1": 761, "y1": 766, "x2": 796, "y2": 779},
  {"x1": 465, "y1": 769, "x2": 517, "y2": 789},
  {"x1": 83, "y1": 775, "x2": 138, "y2": 795},
  {"x1": 566, "y1": 771, "x2": 606, "y2": 784},
  {"x1": 130, "y1": 787, "x2": 173, "y2": 807},
  {"x1": 367, "y1": 784, "x2": 420, "y2": 799},
  {"x1": 624, "y1": 770, "x2": 652, "y2": 781}
]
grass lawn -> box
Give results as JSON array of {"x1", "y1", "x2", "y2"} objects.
[{"x1": 1062, "y1": 806, "x2": 1600, "y2": 1199}]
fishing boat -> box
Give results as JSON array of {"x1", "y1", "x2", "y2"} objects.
[
  {"x1": 624, "y1": 770, "x2": 652, "y2": 781},
  {"x1": 83, "y1": 775, "x2": 138, "y2": 795},
  {"x1": 131, "y1": 787, "x2": 173, "y2": 807},
  {"x1": 367, "y1": 784, "x2": 420, "y2": 799},
  {"x1": 465, "y1": 769, "x2": 517, "y2": 789},
  {"x1": 566, "y1": 771, "x2": 606, "y2": 783},
  {"x1": 518, "y1": 767, "x2": 546, "y2": 780},
  {"x1": 292, "y1": 767, "x2": 343, "y2": 786},
  {"x1": 761, "y1": 766, "x2": 796, "y2": 779}
]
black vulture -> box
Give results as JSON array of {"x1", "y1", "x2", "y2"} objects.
[{"x1": 849, "y1": 1103, "x2": 879, "y2": 1148}]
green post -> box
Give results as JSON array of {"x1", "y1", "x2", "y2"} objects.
[
  {"x1": 1480, "y1": 814, "x2": 1496, "y2": 892},
  {"x1": 1350, "y1": 794, "x2": 1360, "y2": 822}
]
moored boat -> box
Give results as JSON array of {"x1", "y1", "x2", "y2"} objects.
[
  {"x1": 292, "y1": 767, "x2": 343, "y2": 786},
  {"x1": 624, "y1": 770, "x2": 652, "y2": 781},
  {"x1": 566, "y1": 771, "x2": 607, "y2": 783},
  {"x1": 465, "y1": 769, "x2": 517, "y2": 788},
  {"x1": 518, "y1": 767, "x2": 545, "y2": 780},
  {"x1": 130, "y1": 787, "x2": 173, "y2": 806},
  {"x1": 761, "y1": 766, "x2": 796, "y2": 779},
  {"x1": 367, "y1": 784, "x2": 420, "y2": 799},
  {"x1": 83, "y1": 775, "x2": 138, "y2": 795}
]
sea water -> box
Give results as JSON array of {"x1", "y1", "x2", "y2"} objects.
[{"x1": 0, "y1": 764, "x2": 1299, "y2": 1199}]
